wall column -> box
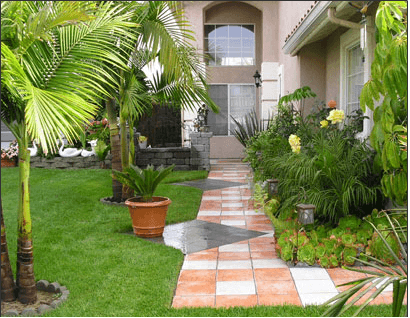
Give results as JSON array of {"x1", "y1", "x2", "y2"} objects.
[{"x1": 261, "y1": 62, "x2": 281, "y2": 122}]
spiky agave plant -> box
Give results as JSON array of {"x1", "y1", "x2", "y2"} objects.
[
  {"x1": 321, "y1": 209, "x2": 407, "y2": 317},
  {"x1": 112, "y1": 164, "x2": 175, "y2": 202}
]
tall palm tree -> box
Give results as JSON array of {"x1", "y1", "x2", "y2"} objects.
[
  {"x1": 1, "y1": 1, "x2": 138, "y2": 304},
  {"x1": 104, "y1": 1, "x2": 219, "y2": 200}
]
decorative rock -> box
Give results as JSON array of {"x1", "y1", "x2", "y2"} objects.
[
  {"x1": 50, "y1": 300, "x2": 61, "y2": 309},
  {"x1": 36, "y1": 280, "x2": 49, "y2": 291},
  {"x1": 56, "y1": 285, "x2": 68, "y2": 293},
  {"x1": 46, "y1": 282, "x2": 61, "y2": 293},
  {"x1": 21, "y1": 308, "x2": 37, "y2": 316},
  {"x1": 37, "y1": 305, "x2": 52, "y2": 315},
  {"x1": 4, "y1": 309, "x2": 19, "y2": 316}
]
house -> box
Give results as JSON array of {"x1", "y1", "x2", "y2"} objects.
[{"x1": 181, "y1": 1, "x2": 378, "y2": 159}]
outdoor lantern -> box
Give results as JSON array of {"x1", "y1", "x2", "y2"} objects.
[
  {"x1": 266, "y1": 178, "x2": 279, "y2": 196},
  {"x1": 296, "y1": 203, "x2": 315, "y2": 225},
  {"x1": 253, "y1": 70, "x2": 262, "y2": 88}
]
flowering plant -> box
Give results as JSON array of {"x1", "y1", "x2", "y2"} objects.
[
  {"x1": 288, "y1": 134, "x2": 301, "y2": 154},
  {"x1": 138, "y1": 135, "x2": 148, "y2": 143},
  {"x1": 326, "y1": 109, "x2": 345, "y2": 124},
  {"x1": 320, "y1": 120, "x2": 329, "y2": 128},
  {"x1": 1, "y1": 140, "x2": 19, "y2": 160}
]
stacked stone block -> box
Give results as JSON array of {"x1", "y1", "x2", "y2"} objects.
[
  {"x1": 189, "y1": 132, "x2": 212, "y2": 171},
  {"x1": 30, "y1": 154, "x2": 112, "y2": 169},
  {"x1": 135, "y1": 147, "x2": 191, "y2": 171}
]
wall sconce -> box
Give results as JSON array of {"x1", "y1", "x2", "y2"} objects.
[
  {"x1": 296, "y1": 203, "x2": 315, "y2": 225},
  {"x1": 253, "y1": 70, "x2": 262, "y2": 88},
  {"x1": 266, "y1": 178, "x2": 279, "y2": 197}
]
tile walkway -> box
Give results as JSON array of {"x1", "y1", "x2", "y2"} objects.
[{"x1": 172, "y1": 159, "x2": 405, "y2": 308}]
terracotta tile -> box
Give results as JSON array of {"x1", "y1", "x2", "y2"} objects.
[
  {"x1": 251, "y1": 251, "x2": 277, "y2": 259},
  {"x1": 249, "y1": 237, "x2": 275, "y2": 244},
  {"x1": 198, "y1": 247, "x2": 219, "y2": 253},
  {"x1": 217, "y1": 269, "x2": 254, "y2": 281},
  {"x1": 254, "y1": 268, "x2": 293, "y2": 281},
  {"x1": 348, "y1": 292, "x2": 389, "y2": 305},
  {"x1": 218, "y1": 252, "x2": 251, "y2": 260},
  {"x1": 256, "y1": 280, "x2": 298, "y2": 294},
  {"x1": 203, "y1": 190, "x2": 223, "y2": 196},
  {"x1": 327, "y1": 268, "x2": 367, "y2": 281},
  {"x1": 172, "y1": 295, "x2": 215, "y2": 308},
  {"x1": 196, "y1": 216, "x2": 221, "y2": 223},
  {"x1": 178, "y1": 270, "x2": 216, "y2": 282},
  {"x1": 175, "y1": 281, "x2": 216, "y2": 296},
  {"x1": 258, "y1": 294, "x2": 302, "y2": 306},
  {"x1": 381, "y1": 291, "x2": 406, "y2": 304},
  {"x1": 249, "y1": 243, "x2": 276, "y2": 252},
  {"x1": 220, "y1": 216, "x2": 246, "y2": 220},
  {"x1": 246, "y1": 218, "x2": 272, "y2": 225},
  {"x1": 216, "y1": 295, "x2": 258, "y2": 308},
  {"x1": 247, "y1": 224, "x2": 273, "y2": 231},
  {"x1": 186, "y1": 253, "x2": 218, "y2": 261},
  {"x1": 200, "y1": 201, "x2": 222, "y2": 210},
  {"x1": 221, "y1": 207, "x2": 245, "y2": 211}
]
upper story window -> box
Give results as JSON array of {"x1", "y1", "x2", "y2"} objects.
[{"x1": 204, "y1": 24, "x2": 255, "y2": 66}]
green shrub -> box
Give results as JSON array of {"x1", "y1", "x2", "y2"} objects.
[
  {"x1": 341, "y1": 233, "x2": 357, "y2": 246},
  {"x1": 315, "y1": 243, "x2": 326, "y2": 258},
  {"x1": 367, "y1": 225, "x2": 401, "y2": 264},
  {"x1": 329, "y1": 254, "x2": 339, "y2": 268},
  {"x1": 318, "y1": 255, "x2": 330, "y2": 268},
  {"x1": 338, "y1": 215, "x2": 362, "y2": 230},
  {"x1": 342, "y1": 246, "x2": 358, "y2": 266}
]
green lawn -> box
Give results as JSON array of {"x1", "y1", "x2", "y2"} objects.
[{"x1": 1, "y1": 167, "x2": 404, "y2": 317}]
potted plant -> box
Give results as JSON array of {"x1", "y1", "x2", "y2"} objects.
[
  {"x1": 112, "y1": 164, "x2": 175, "y2": 237},
  {"x1": 138, "y1": 135, "x2": 148, "y2": 149},
  {"x1": 1, "y1": 140, "x2": 19, "y2": 167}
]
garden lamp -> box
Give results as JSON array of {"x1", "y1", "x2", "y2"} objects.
[
  {"x1": 253, "y1": 70, "x2": 262, "y2": 88},
  {"x1": 296, "y1": 203, "x2": 315, "y2": 225},
  {"x1": 266, "y1": 178, "x2": 279, "y2": 196}
]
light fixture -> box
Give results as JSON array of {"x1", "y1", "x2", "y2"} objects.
[
  {"x1": 266, "y1": 178, "x2": 279, "y2": 196},
  {"x1": 296, "y1": 203, "x2": 315, "y2": 225},
  {"x1": 253, "y1": 70, "x2": 262, "y2": 88}
]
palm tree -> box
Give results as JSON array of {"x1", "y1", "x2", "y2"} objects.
[
  {"x1": 1, "y1": 200, "x2": 16, "y2": 302},
  {"x1": 103, "y1": 1, "x2": 219, "y2": 200},
  {"x1": 1, "y1": 1, "x2": 138, "y2": 304}
]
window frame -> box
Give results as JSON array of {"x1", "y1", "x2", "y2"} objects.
[
  {"x1": 204, "y1": 23, "x2": 256, "y2": 67},
  {"x1": 207, "y1": 83, "x2": 256, "y2": 136}
]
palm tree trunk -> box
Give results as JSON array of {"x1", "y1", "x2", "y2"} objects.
[
  {"x1": 106, "y1": 98, "x2": 122, "y2": 201},
  {"x1": 16, "y1": 132, "x2": 37, "y2": 304},
  {"x1": 1, "y1": 200, "x2": 17, "y2": 302},
  {"x1": 120, "y1": 114, "x2": 134, "y2": 200}
]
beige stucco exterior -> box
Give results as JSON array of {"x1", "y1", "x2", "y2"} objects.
[{"x1": 182, "y1": 1, "x2": 378, "y2": 158}]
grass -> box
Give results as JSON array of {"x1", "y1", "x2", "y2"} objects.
[{"x1": 1, "y1": 167, "x2": 405, "y2": 317}]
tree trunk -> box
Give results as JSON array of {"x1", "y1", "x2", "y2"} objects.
[
  {"x1": 120, "y1": 114, "x2": 134, "y2": 200},
  {"x1": 16, "y1": 133, "x2": 37, "y2": 304},
  {"x1": 1, "y1": 200, "x2": 17, "y2": 302},
  {"x1": 106, "y1": 98, "x2": 122, "y2": 201}
]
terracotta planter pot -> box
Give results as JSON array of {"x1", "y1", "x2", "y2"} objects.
[
  {"x1": 125, "y1": 196, "x2": 172, "y2": 237},
  {"x1": 1, "y1": 157, "x2": 17, "y2": 167}
]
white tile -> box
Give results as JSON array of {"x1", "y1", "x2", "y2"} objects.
[
  {"x1": 252, "y1": 259, "x2": 287, "y2": 269},
  {"x1": 222, "y1": 190, "x2": 240, "y2": 194},
  {"x1": 219, "y1": 244, "x2": 249, "y2": 252},
  {"x1": 222, "y1": 202, "x2": 243, "y2": 208},
  {"x1": 244, "y1": 210, "x2": 261, "y2": 215},
  {"x1": 242, "y1": 196, "x2": 251, "y2": 200},
  {"x1": 294, "y1": 279, "x2": 338, "y2": 294},
  {"x1": 218, "y1": 260, "x2": 252, "y2": 269},
  {"x1": 216, "y1": 281, "x2": 256, "y2": 295},
  {"x1": 290, "y1": 267, "x2": 331, "y2": 280},
  {"x1": 182, "y1": 260, "x2": 217, "y2": 270},
  {"x1": 221, "y1": 196, "x2": 242, "y2": 200},
  {"x1": 299, "y1": 293, "x2": 339, "y2": 306},
  {"x1": 221, "y1": 220, "x2": 246, "y2": 226},
  {"x1": 197, "y1": 210, "x2": 221, "y2": 216},
  {"x1": 202, "y1": 196, "x2": 222, "y2": 201},
  {"x1": 221, "y1": 211, "x2": 244, "y2": 216}
]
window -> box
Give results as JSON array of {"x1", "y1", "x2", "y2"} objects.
[
  {"x1": 204, "y1": 24, "x2": 255, "y2": 66},
  {"x1": 207, "y1": 84, "x2": 255, "y2": 135},
  {"x1": 340, "y1": 29, "x2": 365, "y2": 130},
  {"x1": 346, "y1": 44, "x2": 364, "y2": 119}
]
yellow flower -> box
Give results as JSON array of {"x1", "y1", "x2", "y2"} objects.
[
  {"x1": 326, "y1": 109, "x2": 345, "y2": 124},
  {"x1": 320, "y1": 120, "x2": 329, "y2": 128},
  {"x1": 288, "y1": 134, "x2": 301, "y2": 154}
]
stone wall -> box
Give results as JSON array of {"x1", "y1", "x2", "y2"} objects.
[
  {"x1": 28, "y1": 132, "x2": 213, "y2": 171},
  {"x1": 30, "y1": 154, "x2": 112, "y2": 169}
]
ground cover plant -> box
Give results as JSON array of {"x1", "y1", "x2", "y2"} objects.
[{"x1": 1, "y1": 167, "x2": 405, "y2": 317}]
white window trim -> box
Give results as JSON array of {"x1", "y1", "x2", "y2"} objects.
[
  {"x1": 204, "y1": 23, "x2": 256, "y2": 67},
  {"x1": 340, "y1": 26, "x2": 375, "y2": 141},
  {"x1": 209, "y1": 83, "x2": 256, "y2": 136}
]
